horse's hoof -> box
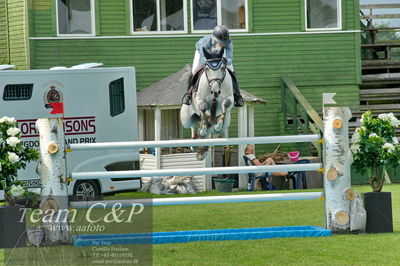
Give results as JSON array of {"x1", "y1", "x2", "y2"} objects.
[
  {"x1": 200, "y1": 128, "x2": 207, "y2": 137},
  {"x1": 214, "y1": 129, "x2": 222, "y2": 134},
  {"x1": 214, "y1": 124, "x2": 223, "y2": 133}
]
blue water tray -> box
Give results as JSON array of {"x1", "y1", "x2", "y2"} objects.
[{"x1": 73, "y1": 226, "x2": 332, "y2": 247}]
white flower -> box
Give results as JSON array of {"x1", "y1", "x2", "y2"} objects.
[
  {"x1": 378, "y1": 113, "x2": 390, "y2": 121},
  {"x1": 390, "y1": 116, "x2": 400, "y2": 127},
  {"x1": 6, "y1": 127, "x2": 20, "y2": 136},
  {"x1": 392, "y1": 137, "x2": 399, "y2": 144},
  {"x1": 0, "y1": 116, "x2": 16, "y2": 124},
  {"x1": 6, "y1": 137, "x2": 21, "y2": 147},
  {"x1": 369, "y1": 133, "x2": 379, "y2": 138},
  {"x1": 383, "y1": 143, "x2": 395, "y2": 153},
  {"x1": 7, "y1": 152, "x2": 20, "y2": 163},
  {"x1": 360, "y1": 113, "x2": 367, "y2": 124},
  {"x1": 352, "y1": 131, "x2": 361, "y2": 143},
  {"x1": 378, "y1": 113, "x2": 400, "y2": 127},
  {"x1": 350, "y1": 144, "x2": 361, "y2": 154},
  {"x1": 9, "y1": 185, "x2": 25, "y2": 198}
]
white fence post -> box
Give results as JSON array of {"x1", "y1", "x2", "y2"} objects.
[
  {"x1": 238, "y1": 104, "x2": 248, "y2": 190},
  {"x1": 323, "y1": 107, "x2": 354, "y2": 232},
  {"x1": 36, "y1": 118, "x2": 70, "y2": 245},
  {"x1": 154, "y1": 106, "x2": 162, "y2": 170}
]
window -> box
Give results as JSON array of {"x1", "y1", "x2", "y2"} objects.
[
  {"x1": 105, "y1": 161, "x2": 139, "y2": 171},
  {"x1": 56, "y1": 0, "x2": 95, "y2": 35},
  {"x1": 306, "y1": 0, "x2": 341, "y2": 30},
  {"x1": 191, "y1": 0, "x2": 248, "y2": 32},
  {"x1": 3, "y1": 84, "x2": 33, "y2": 101},
  {"x1": 131, "y1": 0, "x2": 187, "y2": 33},
  {"x1": 109, "y1": 78, "x2": 125, "y2": 117}
]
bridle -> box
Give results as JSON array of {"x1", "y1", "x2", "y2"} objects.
[{"x1": 205, "y1": 58, "x2": 227, "y2": 89}]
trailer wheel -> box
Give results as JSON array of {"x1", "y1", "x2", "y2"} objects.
[{"x1": 72, "y1": 180, "x2": 102, "y2": 201}]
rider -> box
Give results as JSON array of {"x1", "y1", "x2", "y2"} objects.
[{"x1": 182, "y1": 25, "x2": 244, "y2": 107}]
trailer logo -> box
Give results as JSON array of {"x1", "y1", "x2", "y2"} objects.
[
  {"x1": 18, "y1": 116, "x2": 96, "y2": 138},
  {"x1": 43, "y1": 82, "x2": 64, "y2": 109}
]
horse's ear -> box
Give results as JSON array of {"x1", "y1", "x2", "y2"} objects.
[
  {"x1": 218, "y1": 47, "x2": 225, "y2": 59},
  {"x1": 202, "y1": 47, "x2": 211, "y2": 60}
]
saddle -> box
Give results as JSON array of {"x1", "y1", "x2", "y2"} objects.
[{"x1": 189, "y1": 65, "x2": 205, "y2": 93}]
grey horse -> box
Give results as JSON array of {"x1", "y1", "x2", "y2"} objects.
[{"x1": 180, "y1": 48, "x2": 234, "y2": 160}]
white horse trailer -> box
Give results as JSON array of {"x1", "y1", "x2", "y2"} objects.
[{"x1": 0, "y1": 67, "x2": 140, "y2": 200}]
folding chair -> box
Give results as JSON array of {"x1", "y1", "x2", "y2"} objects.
[{"x1": 243, "y1": 156, "x2": 271, "y2": 191}]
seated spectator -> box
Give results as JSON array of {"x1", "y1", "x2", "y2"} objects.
[
  {"x1": 244, "y1": 144, "x2": 288, "y2": 177},
  {"x1": 244, "y1": 144, "x2": 288, "y2": 191},
  {"x1": 245, "y1": 144, "x2": 311, "y2": 190}
]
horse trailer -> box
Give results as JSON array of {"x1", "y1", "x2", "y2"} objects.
[{"x1": 0, "y1": 67, "x2": 140, "y2": 200}]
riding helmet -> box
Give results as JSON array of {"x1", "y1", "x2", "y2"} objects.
[{"x1": 212, "y1": 25, "x2": 230, "y2": 45}]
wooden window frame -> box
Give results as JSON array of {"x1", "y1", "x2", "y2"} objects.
[
  {"x1": 305, "y1": 0, "x2": 342, "y2": 31},
  {"x1": 130, "y1": 0, "x2": 188, "y2": 35},
  {"x1": 55, "y1": 0, "x2": 96, "y2": 37},
  {"x1": 190, "y1": 0, "x2": 249, "y2": 33}
]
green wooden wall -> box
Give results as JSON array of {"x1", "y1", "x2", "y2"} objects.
[
  {"x1": 27, "y1": 0, "x2": 361, "y2": 153},
  {"x1": 3, "y1": 0, "x2": 29, "y2": 69},
  {"x1": 0, "y1": 0, "x2": 8, "y2": 64}
]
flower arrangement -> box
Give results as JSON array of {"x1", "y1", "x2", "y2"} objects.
[
  {"x1": 350, "y1": 111, "x2": 400, "y2": 192},
  {"x1": 0, "y1": 116, "x2": 39, "y2": 190}
]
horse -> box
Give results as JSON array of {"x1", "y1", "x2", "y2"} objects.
[{"x1": 180, "y1": 47, "x2": 234, "y2": 160}]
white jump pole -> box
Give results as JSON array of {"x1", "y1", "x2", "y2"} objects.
[
  {"x1": 67, "y1": 134, "x2": 320, "y2": 151},
  {"x1": 70, "y1": 163, "x2": 322, "y2": 180},
  {"x1": 70, "y1": 192, "x2": 324, "y2": 208}
]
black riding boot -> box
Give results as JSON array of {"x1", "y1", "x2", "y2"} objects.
[
  {"x1": 231, "y1": 71, "x2": 244, "y2": 107},
  {"x1": 182, "y1": 73, "x2": 195, "y2": 105},
  {"x1": 234, "y1": 92, "x2": 244, "y2": 107}
]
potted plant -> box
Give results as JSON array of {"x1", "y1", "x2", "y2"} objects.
[
  {"x1": 350, "y1": 111, "x2": 400, "y2": 233},
  {"x1": 0, "y1": 116, "x2": 39, "y2": 248},
  {"x1": 214, "y1": 177, "x2": 236, "y2": 192}
]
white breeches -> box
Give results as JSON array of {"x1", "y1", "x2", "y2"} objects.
[
  {"x1": 192, "y1": 50, "x2": 234, "y2": 75},
  {"x1": 192, "y1": 51, "x2": 201, "y2": 74}
]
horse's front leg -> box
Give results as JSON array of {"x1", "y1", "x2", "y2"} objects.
[
  {"x1": 198, "y1": 100, "x2": 209, "y2": 137},
  {"x1": 196, "y1": 100, "x2": 211, "y2": 160},
  {"x1": 214, "y1": 98, "x2": 232, "y2": 133}
]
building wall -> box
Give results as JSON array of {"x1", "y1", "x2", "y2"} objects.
[
  {"x1": 3, "y1": 0, "x2": 30, "y2": 69},
  {"x1": 27, "y1": 0, "x2": 361, "y2": 153},
  {"x1": 0, "y1": 0, "x2": 8, "y2": 64}
]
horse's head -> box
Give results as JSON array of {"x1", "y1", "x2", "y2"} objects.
[{"x1": 203, "y1": 47, "x2": 227, "y2": 98}]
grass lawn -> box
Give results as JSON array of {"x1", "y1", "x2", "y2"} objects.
[
  {"x1": 136, "y1": 185, "x2": 400, "y2": 266},
  {"x1": 2, "y1": 185, "x2": 400, "y2": 265}
]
